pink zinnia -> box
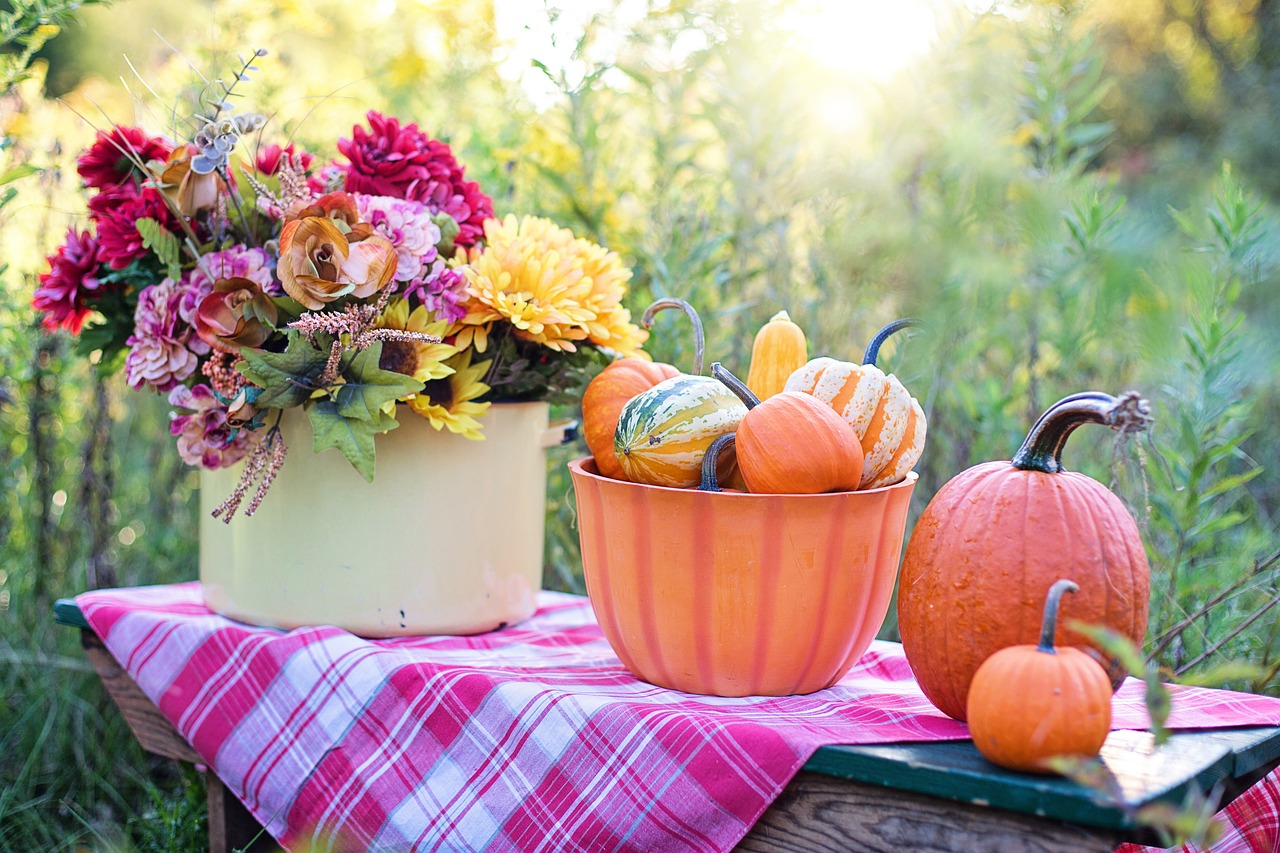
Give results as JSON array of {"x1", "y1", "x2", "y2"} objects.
[
  {"x1": 124, "y1": 277, "x2": 199, "y2": 392},
  {"x1": 337, "y1": 111, "x2": 494, "y2": 248},
  {"x1": 32, "y1": 229, "x2": 104, "y2": 333},
  {"x1": 400, "y1": 263, "x2": 469, "y2": 323},
  {"x1": 253, "y1": 142, "x2": 314, "y2": 176},
  {"x1": 95, "y1": 188, "x2": 181, "y2": 271},
  {"x1": 77, "y1": 126, "x2": 172, "y2": 192},
  {"x1": 168, "y1": 384, "x2": 251, "y2": 469},
  {"x1": 355, "y1": 194, "x2": 441, "y2": 282}
]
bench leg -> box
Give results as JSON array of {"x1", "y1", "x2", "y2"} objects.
[{"x1": 207, "y1": 772, "x2": 282, "y2": 853}]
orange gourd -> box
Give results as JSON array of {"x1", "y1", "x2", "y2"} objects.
[
  {"x1": 897, "y1": 391, "x2": 1153, "y2": 722},
  {"x1": 712, "y1": 363, "x2": 863, "y2": 494},
  {"x1": 582, "y1": 359, "x2": 679, "y2": 479},
  {"x1": 784, "y1": 319, "x2": 925, "y2": 489},
  {"x1": 746, "y1": 310, "x2": 808, "y2": 400},
  {"x1": 967, "y1": 579, "x2": 1113, "y2": 774}
]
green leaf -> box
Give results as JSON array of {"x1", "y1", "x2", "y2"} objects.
[
  {"x1": 135, "y1": 218, "x2": 182, "y2": 280},
  {"x1": 0, "y1": 164, "x2": 39, "y2": 185},
  {"x1": 333, "y1": 343, "x2": 424, "y2": 423},
  {"x1": 238, "y1": 336, "x2": 330, "y2": 409},
  {"x1": 307, "y1": 399, "x2": 398, "y2": 481}
]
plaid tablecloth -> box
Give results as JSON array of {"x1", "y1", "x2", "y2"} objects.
[{"x1": 78, "y1": 583, "x2": 1280, "y2": 852}]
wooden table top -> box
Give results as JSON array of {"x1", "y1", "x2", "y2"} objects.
[{"x1": 56, "y1": 598, "x2": 1280, "y2": 839}]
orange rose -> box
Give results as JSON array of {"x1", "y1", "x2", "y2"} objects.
[{"x1": 277, "y1": 216, "x2": 397, "y2": 309}]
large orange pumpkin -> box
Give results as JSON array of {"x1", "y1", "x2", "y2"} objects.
[{"x1": 897, "y1": 391, "x2": 1152, "y2": 722}]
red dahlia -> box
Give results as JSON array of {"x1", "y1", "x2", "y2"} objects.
[
  {"x1": 95, "y1": 187, "x2": 181, "y2": 270},
  {"x1": 76, "y1": 126, "x2": 172, "y2": 192},
  {"x1": 32, "y1": 228, "x2": 104, "y2": 333},
  {"x1": 337, "y1": 111, "x2": 494, "y2": 248}
]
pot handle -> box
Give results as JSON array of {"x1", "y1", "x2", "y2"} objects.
[{"x1": 541, "y1": 418, "x2": 580, "y2": 448}]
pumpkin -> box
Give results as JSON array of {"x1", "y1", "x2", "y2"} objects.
[
  {"x1": 784, "y1": 318, "x2": 925, "y2": 489},
  {"x1": 581, "y1": 297, "x2": 705, "y2": 480},
  {"x1": 713, "y1": 363, "x2": 863, "y2": 494},
  {"x1": 582, "y1": 359, "x2": 680, "y2": 479},
  {"x1": 897, "y1": 391, "x2": 1153, "y2": 722},
  {"x1": 614, "y1": 375, "x2": 747, "y2": 487},
  {"x1": 967, "y1": 579, "x2": 1113, "y2": 774},
  {"x1": 746, "y1": 310, "x2": 808, "y2": 401}
]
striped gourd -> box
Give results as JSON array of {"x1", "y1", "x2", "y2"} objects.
[
  {"x1": 614, "y1": 375, "x2": 747, "y2": 487},
  {"x1": 784, "y1": 319, "x2": 926, "y2": 489}
]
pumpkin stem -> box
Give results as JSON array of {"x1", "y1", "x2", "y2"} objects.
[
  {"x1": 700, "y1": 432, "x2": 737, "y2": 492},
  {"x1": 1011, "y1": 391, "x2": 1153, "y2": 473},
  {"x1": 711, "y1": 362, "x2": 761, "y2": 410},
  {"x1": 1038, "y1": 579, "x2": 1080, "y2": 653},
  {"x1": 642, "y1": 298, "x2": 706, "y2": 375},
  {"x1": 862, "y1": 318, "x2": 921, "y2": 366}
]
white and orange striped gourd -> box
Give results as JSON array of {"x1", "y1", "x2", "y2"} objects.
[{"x1": 783, "y1": 319, "x2": 926, "y2": 489}]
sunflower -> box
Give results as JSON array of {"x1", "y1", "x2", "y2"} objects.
[
  {"x1": 453, "y1": 215, "x2": 645, "y2": 356},
  {"x1": 409, "y1": 349, "x2": 493, "y2": 440},
  {"x1": 375, "y1": 299, "x2": 457, "y2": 386}
]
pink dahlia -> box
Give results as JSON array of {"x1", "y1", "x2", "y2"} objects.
[
  {"x1": 77, "y1": 126, "x2": 172, "y2": 192},
  {"x1": 337, "y1": 111, "x2": 494, "y2": 248},
  {"x1": 168, "y1": 384, "x2": 252, "y2": 469},
  {"x1": 253, "y1": 142, "x2": 314, "y2": 176},
  {"x1": 181, "y1": 246, "x2": 277, "y2": 322},
  {"x1": 124, "y1": 277, "x2": 200, "y2": 392},
  {"x1": 95, "y1": 188, "x2": 181, "y2": 271},
  {"x1": 32, "y1": 229, "x2": 104, "y2": 333}
]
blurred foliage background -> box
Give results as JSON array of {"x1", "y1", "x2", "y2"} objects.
[{"x1": 2, "y1": 0, "x2": 1278, "y2": 848}]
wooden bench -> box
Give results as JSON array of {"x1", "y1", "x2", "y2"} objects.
[{"x1": 56, "y1": 598, "x2": 1280, "y2": 853}]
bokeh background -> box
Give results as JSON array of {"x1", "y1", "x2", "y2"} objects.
[{"x1": 2, "y1": 0, "x2": 1278, "y2": 847}]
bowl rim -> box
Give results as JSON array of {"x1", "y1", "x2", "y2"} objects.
[{"x1": 567, "y1": 456, "x2": 918, "y2": 497}]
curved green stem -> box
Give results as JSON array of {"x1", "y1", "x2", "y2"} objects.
[
  {"x1": 700, "y1": 432, "x2": 737, "y2": 492},
  {"x1": 642, "y1": 298, "x2": 706, "y2": 375},
  {"x1": 710, "y1": 362, "x2": 760, "y2": 410},
  {"x1": 863, "y1": 318, "x2": 921, "y2": 366},
  {"x1": 1038, "y1": 579, "x2": 1079, "y2": 653},
  {"x1": 1011, "y1": 391, "x2": 1153, "y2": 473}
]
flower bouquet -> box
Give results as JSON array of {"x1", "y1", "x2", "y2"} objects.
[
  {"x1": 33, "y1": 54, "x2": 652, "y2": 634},
  {"x1": 34, "y1": 53, "x2": 649, "y2": 518}
]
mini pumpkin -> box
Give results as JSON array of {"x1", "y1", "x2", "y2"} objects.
[
  {"x1": 713, "y1": 363, "x2": 863, "y2": 494},
  {"x1": 784, "y1": 318, "x2": 925, "y2": 489},
  {"x1": 582, "y1": 359, "x2": 680, "y2": 479},
  {"x1": 582, "y1": 297, "x2": 707, "y2": 481},
  {"x1": 898, "y1": 391, "x2": 1153, "y2": 722},
  {"x1": 967, "y1": 579, "x2": 1113, "y2": 774},
  {"x1": 746, "y1": 310, "x2": 808, "y2": 401}
]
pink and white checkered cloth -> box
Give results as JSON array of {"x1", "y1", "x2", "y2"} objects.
[{"x1": 78, "y1": 583, "x2": 1280, "y2": 852}]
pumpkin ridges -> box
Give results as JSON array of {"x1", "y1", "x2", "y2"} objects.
[
  {"x1": 866, "y1": 399, "x2": 926, "y2": 489},
  {"x1": 861, "y1": 376, "x2": 912, "y2": 484},
  {"x1": 582, "y1": 359, "x2": 681, "y2": 479}
]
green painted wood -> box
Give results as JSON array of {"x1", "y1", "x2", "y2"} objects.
[
  {"x1": 805, "y1": 726, "x2": 1280, "y2": 831},
  {"x1": 53, "y1": 598, "x2": 89, "y2": 629}
]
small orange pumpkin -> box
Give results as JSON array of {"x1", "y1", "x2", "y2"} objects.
[
  {"x1": 784, "y1": 318, "x2": 925, "y2": 489},
  {"x1": 582, "y1": 359, "x2": 679, "y2": 479},
  {"x1": 712, "y1": 363, "x2": 863, "y2": 494},
  {"x1": 898, "y1": 391, "x2": 1153, "y2": 722},
  {"x1": 967, "y1": 579, "x2": 1113, "y2": 774},
  {"x1": 746, "y1": 310, "x2": 808, "y2": 400}
]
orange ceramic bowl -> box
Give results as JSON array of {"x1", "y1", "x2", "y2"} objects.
[{"x1": 568, "y1": 458, "x2": 917, "y2": 697}]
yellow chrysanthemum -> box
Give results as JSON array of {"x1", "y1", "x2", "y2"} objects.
[
  {"x1": 375, "y1": 299, "x2": 458, "y2": 388},
  {"x1": 409, "y1": 349, "x2": 493, "y2": 440},
  {"x1": 453, "y1": 214, "x2": 648, "y2": 357}
]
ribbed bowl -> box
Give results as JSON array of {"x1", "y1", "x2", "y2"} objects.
[{"x1": 569, "y1": 458, "x2": 916, "y2": 697}]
